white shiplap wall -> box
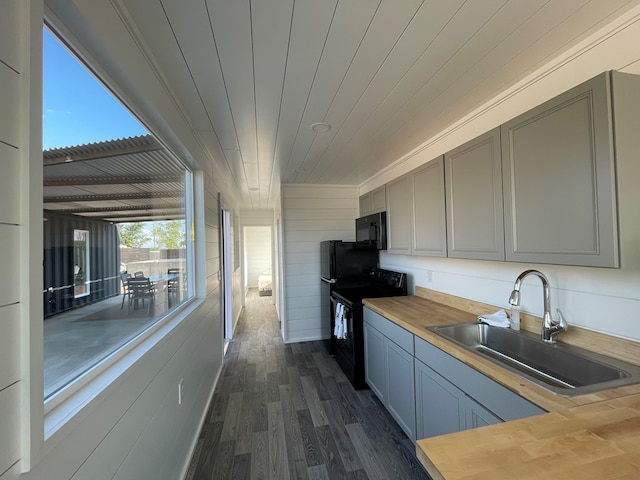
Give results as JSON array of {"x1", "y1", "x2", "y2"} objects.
[
  {"x1": 281, "y1": 184, "x2": 358, "y2": 343},
  {"x1": 240, "y1": 209, "x2": 276, "y2": 298},
  {"x1": 244, "y1": 226, "x2": 272, "y2": 288},
  {"x1": 0, "y1": 1, "x2": 27, "y2": 477}
]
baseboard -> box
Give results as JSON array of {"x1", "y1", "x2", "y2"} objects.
[{"x1": 283, "y1": 334, "x2": 326, "y2": 344}]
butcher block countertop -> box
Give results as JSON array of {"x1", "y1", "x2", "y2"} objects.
[{"x1": 363, "y1": 287, "x2": 640, "y2": 480}]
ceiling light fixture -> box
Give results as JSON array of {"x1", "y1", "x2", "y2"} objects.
[{"x1": 310, "y1": 122, "x2": 331, "y2": 133}]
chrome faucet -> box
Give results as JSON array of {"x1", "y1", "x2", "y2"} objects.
[{"x1": 508, "y1": 269, "x2": 568, "y2": 343}]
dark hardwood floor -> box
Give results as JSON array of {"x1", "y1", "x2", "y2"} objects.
[{"x1": 185, "y1": 289, "x2": 431, "y2": 480}]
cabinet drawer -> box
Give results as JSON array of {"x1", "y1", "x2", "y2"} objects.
[
  {"x1": 364, "y1": 307, "x2": 414, "y2": 354},
  {"x1": 415, "y1": 336, "x2": 545, "y2": 421}
]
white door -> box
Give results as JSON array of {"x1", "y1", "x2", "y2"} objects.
[{"x1": 221, "y1": 203, "x2": 233, "y2": 344}]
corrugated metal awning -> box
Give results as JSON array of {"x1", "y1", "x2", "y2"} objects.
[{"x1": 43, "y1": 135, "x2": 186, "y2": 223}]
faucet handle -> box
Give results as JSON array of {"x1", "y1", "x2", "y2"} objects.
[{"x1": 555, "y1": 308, "x2": 569, "y2": 330}]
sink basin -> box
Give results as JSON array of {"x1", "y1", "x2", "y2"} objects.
[{"x1": 428, "y1": 323, "x2": 640, "y2": 396}]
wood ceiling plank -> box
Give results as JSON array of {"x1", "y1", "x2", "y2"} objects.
[
  {"x1": 56, "y1": 0, "x2": 640, "y2": 207},
  {"x1": 195, "y1": 129, "x2": 237, "y2": 192},
  {"x1": 252, "y1": 0, "x2": 294, "y2": 198},
  {"x1": 316, "y1": 0, "x2": 515, "y2": 184},
  {"x1": 301, "y1": 0, "x2": 467, "y2": 183},
  {"x1": 282, "y1": 0, "x2": 381, "y2": 181},
  {"x1": 161, "y1": 0, "x2": 239, "y2": 151},
  {"x1": 124, "y1": 0, "x2": 212, "y2": 131},
  {"x1": 223, "y1": 148, "x2": 250, "y2": 193},
  {"x1": 207, "y1": 0, "x2": 257, "y2": 165},
  {"x1": 365, "y1": 0, "x2": 633, "y2": 169},
  {"x1": 374, "y1": 0, "x2": 593, "y2": 152},
  {"x1": 243, "y1": 162, "x2": 259, "y2": 190},
  {"x1": 289, "y1": 0, "x2": 424, "y2": 183},
  {"x1": 320, "y1": 0, "x2": 625, "y2": 184},
  {"x1": 320, "y1": 0, "x2": 547, "y2": 182},
  {"x1": 273, "y1": 0, "x2": 338, "y2": 180}
]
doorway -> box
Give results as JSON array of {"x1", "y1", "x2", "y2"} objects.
[
  {"x1": 221, "y1": 205, "x2": 233, "y2": 349},
  {"x1": 243, "y1": 226, "x2": 272, "y2": 299}
]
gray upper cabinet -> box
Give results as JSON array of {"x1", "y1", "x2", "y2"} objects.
[
  {"x1": 445, "y1": 128, "x2": 504, "y2": 261},
  {"x1": 386, "y1": 175, "x2": 412, "y2": 255},
  {"x1": 359, "y1": 185, "x2": 386, "y2": 217},
  {"x1": 359, "y1": 193, "x2": 371, "y2": 217},
  {"x1": 411, "y1": 157, "x2": 447, "y2": 257},
  {"x1": 371, "y1": 186, "x2": 386, "y2": 214},
  {"x1": 501, "y1": 72, "x2": 619, "y2": 267}
]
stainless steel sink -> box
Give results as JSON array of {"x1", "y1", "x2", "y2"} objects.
[{"x1": 428, "y1": 323, "x2": 640, "y2": 396}]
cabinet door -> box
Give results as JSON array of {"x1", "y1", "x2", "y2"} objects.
[
  {"x1": 371, "y1": 185, "x2": 387, "y2": 214},
  {"x1": 359, "y1": 192, "x2": 372, "y2": 217},
  {"x1": 445, "y1": 128, "x2": 504, "y2": 261},
  {"x1": 364, "y1": 321, "x2": 386, "y2": 402},
  {"x1": 386, "y1": 175, "x2": 412, "y2": 254},
  {"x1": 385, "y1": 340, "x2": 416, "y2": 441},
  {"x1": 415, "y1": 359, "x2": 465, "y2": 439},
  {"x1": 465, "y1": 396, "x2": 502, "y2": 429},
  {"x1": 411, "y1": 157, "x2": 447, "y2": 257},
  {"x1": 501, "y1": 72, "x2": 618, "y2": 267}
]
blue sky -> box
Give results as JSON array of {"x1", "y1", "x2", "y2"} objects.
[{"x1": 43, "y1": 29, "x2": 148, "y2": 150}]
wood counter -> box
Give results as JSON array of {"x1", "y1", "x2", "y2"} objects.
[{"x1": 363, "y1": 288, "x2": 640, "y2": 479}]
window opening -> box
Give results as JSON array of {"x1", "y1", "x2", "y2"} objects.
[{"x1": 43, "y1": 27, "x2": 195, "y2": 400}]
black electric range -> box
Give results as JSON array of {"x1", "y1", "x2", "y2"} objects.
[{"x1": 330, "y1": 268, "x2": 407, "y2": 389}]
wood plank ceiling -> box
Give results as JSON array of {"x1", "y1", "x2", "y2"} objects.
[{"x1": 61, "y1": 0, "x2": 640, "y2": 208}]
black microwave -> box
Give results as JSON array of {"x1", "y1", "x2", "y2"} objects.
[{"x1": 355, "y1": 212, "x2": 387, "y2": 250}]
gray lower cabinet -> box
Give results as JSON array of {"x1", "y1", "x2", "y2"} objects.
[
  {"x1": 365, "y1": 307, "x2": 545, "y2": 442},
  {"x1": 363, "y1": 317, "x2": 386, "y2": 400},
  {"x1": 414, "y1": 336, "x2": 545, "y2": 438},
  {"x1": 385, "y1": 338, "x2": 416, "y2": 439},
  {"x1": 363, "y1": 307, "x2": 416, "y2": 441},
  {"x1": 465, "y1": 396, "x2": 502, "y2": 429},
  {"x1": 415, "y1": 358, "x2": 504, "y2": 438},
  {"x1": 415, "y1": 358, "x2": 465, "y2": 438}
]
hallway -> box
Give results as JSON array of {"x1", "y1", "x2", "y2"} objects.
[{"x1": 185, "y1": 289, "x2": 430, "y2": 479}]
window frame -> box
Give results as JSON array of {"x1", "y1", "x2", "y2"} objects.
[{"x1": 24, "y1": 21, "x2": 205, "y2": 471}]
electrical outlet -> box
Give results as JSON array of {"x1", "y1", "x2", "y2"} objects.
[
  {"x1": 178, "y1": 379, "x2": 184, "y2": 405},
  {"x1": 426, "y1": 270, "x2": 433, "y2": 283}
]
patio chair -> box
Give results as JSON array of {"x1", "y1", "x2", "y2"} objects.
[
  {"x1": 120, "y1": 272, "x2": 131, "y2": 309},
  {"x1": 127, "y1": 277, "x2": 155, "y2": 314},
  {"x1": 167, "y1": 268, "x2": 180, "y2": 307}
]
